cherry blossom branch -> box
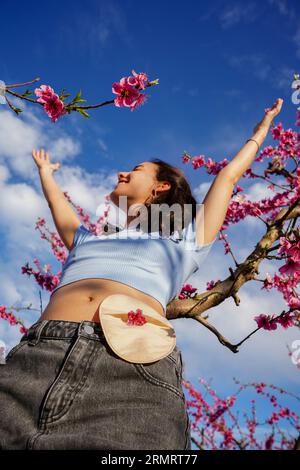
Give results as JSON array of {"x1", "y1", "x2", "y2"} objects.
[
  {"x1": 5, "y1": 77, "x2": 40, "y2": 89},
  {"x1": 166, "y1": 202, "x2": 300, "y2": 352},
  {"x1": 184, "y1": 377, "x2": 300, "y2": 449},
  {"x1": 0, "y1": 71, "x2": 159, "y2": 121}
]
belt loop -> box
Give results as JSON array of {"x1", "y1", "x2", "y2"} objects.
[
  {"x1": 77, "y1": 320, "x2": 85, "y2": 337},
  {"x1": 28, "y1": 320, "x2": 48, "y2": 346}
]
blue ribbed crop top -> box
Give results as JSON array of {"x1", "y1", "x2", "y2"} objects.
[{"x1": 51, "y1": 219, "x2": 216, "y2": 313}]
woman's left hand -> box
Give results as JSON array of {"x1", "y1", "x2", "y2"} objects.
[{"x1": 253, "y1": 98, "x2": 284, "y2": 134}]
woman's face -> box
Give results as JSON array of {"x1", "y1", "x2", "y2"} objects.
[{"x1": 109, "y1": 161, "x2": 170, "y2": 211}]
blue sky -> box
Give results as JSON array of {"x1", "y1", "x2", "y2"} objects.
[{"x1": 0, "y1": 0, "x2": 300, "y2": 448}]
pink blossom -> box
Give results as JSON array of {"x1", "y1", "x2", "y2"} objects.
[
  {"x1": 191, "y1": 155, "x2": 205, "y2": 170},
  {"x1": 278, "y1": 236, "x2": 292, "y2": 254},
  {"x1": 255, "y1": 382, "x2": 266, "y2": 394},
  {"x1": 129, "y1": 92, "x2": 148, "y2": 111},
  {"x1": 286, "y1": 241, "x2": 300, "y2": 262},
  {"x1": 288, "y1": 296, "x2": 300, "y2": 309},
  {"x1": 254, "y1": 314, "x2": 278, "y2": 330},
  {"x1": 183, "y1": 283, "x2": 197, "y2": 293},
  {"x1": 279, "y1": 258, "x2": 300, "y2": 276},
  {"x1": 207, "y1": 280, "x2": 217, "y2": 290},
  {"x1": 178, "y1": 293, "x2": 187, "y2": 299},
  {"x1": 127, "y1": 69, "x2": 148, "y2": 90},
  {"x1": 182, "y1": 153, "x2": 190, "y2": 164},
  {"x1": 276, "y1": 313, "x2": 295, "y2": 329},
  {"x1": 35, "y1": 85, "x2": 67, "y2": 123},
  {"x1": 271, "y1": 123, "x2": 283, "y2": 140},
  {"x1": 265, "y1": 435, "x2": 274, "y2": 450},
  {"x1": 127, "y1": 308, "x2": 147, "y2": 326},
  {"x1": 178, "y1": 283, "x2": 198, "y2": 299},
  {"x1": 112, "y1": 76, "x2": 147, "y2": 112},
  {"x1": 263, "y1": 273, "x2": 275, "y2": 291}
]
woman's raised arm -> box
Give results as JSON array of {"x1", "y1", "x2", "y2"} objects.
[
  {"x1": 196, "y1": 98, "x2": 284, "y2": 246},
  {"x1": 32, "y1": 148, "x2": 81, "y2": 251}
]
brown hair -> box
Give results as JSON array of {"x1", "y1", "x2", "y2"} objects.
[{"x1": 139, "y1": 157, "x2": 198, "y2": 237}]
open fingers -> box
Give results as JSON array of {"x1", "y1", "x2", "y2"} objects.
[
  {"x1": 32, "y1": 148, "x2": 48, "y2": 159},
  {"x1": 32, "y1": 148, "x2": 40, "y2": 161}
]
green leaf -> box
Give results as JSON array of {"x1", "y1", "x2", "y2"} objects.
[
  {"x1": 59, "y1": 93, "x2": 71, "y2": 100},
  {"x1": 12, "y1": 106, "x2": 23, "y2": 115},
  {"x1": 73, "y1": 89, "x2": 82, "y2": 102},
  {"x1": 68, "y1": 90, "x2": 83, "y2": 106},
  {"x1": 77, "y1": 108, "x2": 90, "y2": 118}
]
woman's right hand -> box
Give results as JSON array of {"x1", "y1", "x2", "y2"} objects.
[
  {"x1": 32, "y1": 148, "x2": 61, "y2": 173},
  {"x1": 253, "y1": 98, "x2": 284, "y2": 134}
]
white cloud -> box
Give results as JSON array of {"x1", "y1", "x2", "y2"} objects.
[
  {"x1": 225, "y1": 52, "x2": 297, "y2": 89},
  {"x1": 294, "y1": 26, "x2": 300, "y2": 59},
  {"x1": 0, "y1": 181, "x2": 45, "y2": 231},
  {"x1": 0, "y1": 164, "x2": 10, "y2": 182},
  {"x1": 219, "y1": 3, "x2": 258, "y2": 29},
  {"x1": 227, "y1": 53, "x2": 272, "y2": 81},
  {"x1": 97, "y1": 137, "x2": 108, "y2": 153},
  {"x1": 194, "y1": 181, "x2": 211, "y2": 203},
  {"x1": 0, "y1": 274, "x2": 22, "y2": 305},
  {"x1": 268, "y1": 0, "x2": 296, "y2": 20},
  {"x1": 197, "y1": 2, "x2": 259, "y2": 29},
  {"x1": 0, "y1": 106, "x2": 81, "y2": 179},
  {"x1": 47, "y1": 136, "x2": 81, "y2": 162},
  {"x1": 243, "y1": 180, "x2": 276, "y2": 202}
]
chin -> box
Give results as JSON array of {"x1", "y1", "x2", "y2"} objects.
[{"x1": 109, "y1": 188, "x2": 128, "y2": 206}]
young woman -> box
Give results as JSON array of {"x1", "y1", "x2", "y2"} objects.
[{"x1": 0, "y1": 99, "x2": 283, "y2": 450}]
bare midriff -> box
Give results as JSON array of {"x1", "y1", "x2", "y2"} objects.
[{"x1": 39, "y1": 278, "x2": 165, "y2": 323}]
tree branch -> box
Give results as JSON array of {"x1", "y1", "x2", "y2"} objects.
[{"x1": 166, "y1": 201, "x2": 300, "y2": 352}]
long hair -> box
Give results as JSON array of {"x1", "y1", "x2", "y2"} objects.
[{"x1": 139, "y1": 158, "x2": 198, "y2": 237}]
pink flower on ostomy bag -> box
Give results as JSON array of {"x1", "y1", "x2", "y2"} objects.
[
  {"x1": 127, "y1": 308, "x2": 147, "y2": 326},
  {"x1": 34, "y1": 85, "x2": 67, "y2": 123}
]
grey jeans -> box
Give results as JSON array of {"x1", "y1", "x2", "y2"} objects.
[{"x1": 0, "y1": 319, "x2": 191, "y2": 450}]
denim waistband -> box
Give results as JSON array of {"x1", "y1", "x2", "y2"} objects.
[{"x1": 22, "y1": 319, "x2": 106, "y2": 346}]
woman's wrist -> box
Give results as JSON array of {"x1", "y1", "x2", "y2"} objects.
[
  {"x1": 39, "y1": 167, "x2": 54, "y2": 178},
  {"x1": 251, "y1": 125, "x2": 269, "y2": 147}
]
